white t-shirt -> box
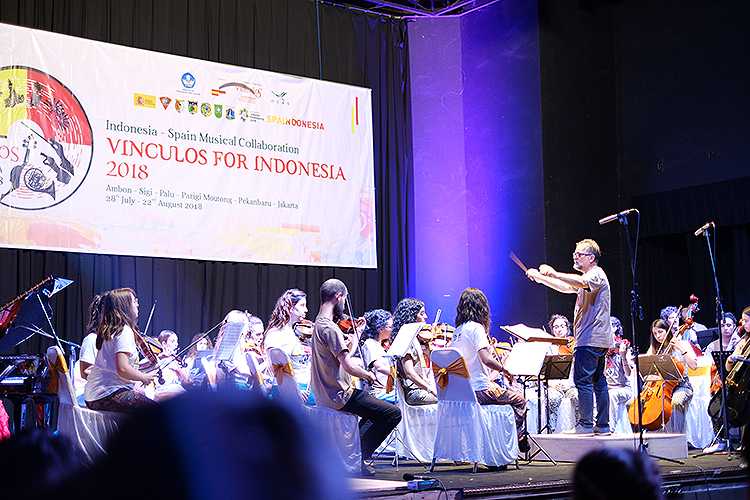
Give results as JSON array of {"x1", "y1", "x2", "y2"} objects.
[
  {"x1": 84, "y1": 325, "x2": 139, "y2": 402},
  {"x1": 450, "y1": 321, "x2": 491, "y2": 391},
  {"x1": 361, "y1": 338, "x2": 389, "y2": 398},
  {"x1": 264, "y1": 327, "x2": 311, "y2": 385},
  {"x1": 80, "y1": 332, "x2": 98, "y2": 365}
]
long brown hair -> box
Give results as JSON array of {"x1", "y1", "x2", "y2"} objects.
[
  {"x1": 455, "y1": 288, "x2": 491, "y2": 334},
  {"x1": 96, "y1": 288, "x2": 139, "y2": 349},
  {"x1": 264, "y1": 289, "x2": 306, "y2": 341},
  {"x1": 85, "y1": 294, "x2": 103, "y2": 335},
  {"x1": 649, "y1": 318, "x2": 672, "y2": 354}
]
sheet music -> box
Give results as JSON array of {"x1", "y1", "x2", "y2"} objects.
[
  {"x1": 388, "y1": 322, "x2": 424, "y2": 358},
  {"x1": 214, "y1": 310, "x2": 249, "y2": 362},
  {"x1": 504, "y1": 341, "x2": 548, "y2": 376},
  {"x1": 501, "y1": 323, "x2": 567, "y2": 345}
]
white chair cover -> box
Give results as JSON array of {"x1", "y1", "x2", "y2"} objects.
[
  {"x1": 266, "y1": 347, "x2": 362, "y2": 473},
  {"x1": 46, "y1": 346, "x2": 122, "y2": 463},
  {"x1": 685, "y1": 356, "x2": 715, "y2": 448},
  {"x1": 430, "y1": 349, "x2": 518, "y2": 467},
  {"x1": 392, "y1": 372, "x2": 438, "y2": 462}
]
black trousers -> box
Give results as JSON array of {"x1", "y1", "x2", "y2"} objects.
[{"x1": 341, "y1": 388, "x2": 402, "y2": 460}]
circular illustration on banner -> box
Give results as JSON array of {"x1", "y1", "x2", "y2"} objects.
[{"x1": 0, "y1": 66, "x2": 93, "y2": 210}]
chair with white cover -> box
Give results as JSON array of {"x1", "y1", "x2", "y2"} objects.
[
  {"x1": 429, "y1": 348, "x2": 519, "y2": 471},
  {"x1": 45, "y1": 346, "x2": 122, "y2": 463},
  {"x1": 684, "y1": 356, "x2": 715, "y2": 448},
  {"x1": 266, "y1": 347, "x2": 362, "y2": 474},
  {"x1": 391, "y1": 369, "x2": 438, "y2": 463}
]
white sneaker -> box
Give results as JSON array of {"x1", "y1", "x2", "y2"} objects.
[
  {"x1": 563, "y1": 425, "x2": 594, "y2": 435},
  {"x1": 702, "y1": 442, "x2": 727, "y2": 453}
]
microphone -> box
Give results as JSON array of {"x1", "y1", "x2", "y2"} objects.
[
  {"x1": 598, "y1": 208, "x2": 637, "y2": 225},
  {"x1": 403, "y1": 473, "x2": 435, "y2": 481},
  {"x1": 694, "y1": 221, "x2": 715, "y2": 237}
]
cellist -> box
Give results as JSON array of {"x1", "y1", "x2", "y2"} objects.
[{"x1": 645, "y1": 318, "x2": 697, "y2": 433}]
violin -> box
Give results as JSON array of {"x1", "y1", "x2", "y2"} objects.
[
  {"x1": 242, "y1": 338, "x2": 264, "y2": 357},
  {"x1": 134, "y1": 332, "x2": 165, "y2": 384},
  {"x1": 558, "y1": 336, "x2": 576, "y2": 355},
  {"x1": 293, "y1": 318, "x2": 314, "y2": 339},
  {"x1": 134, "y1": 301, "x2": 165, "y2": 384},
  {"x1": 417, "y1": 322, "x2": 455, "y2": 349},
  {"x1": 337, "y1": 315, "x2": 366, "y2": 334},
  {"x1": 608, "y1": 335, "x2": 631, "y2": 356}
]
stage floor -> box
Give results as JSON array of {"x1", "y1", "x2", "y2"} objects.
[{"x1": 357, "y1": 450, "x2": 748, "y2": 499}]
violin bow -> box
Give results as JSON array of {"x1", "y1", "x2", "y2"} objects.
[{"x1": 142, "y1": 299, "x2": 157, "y2": 337}]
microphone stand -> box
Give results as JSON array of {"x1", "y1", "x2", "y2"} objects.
[
  {"x1": 614, "y1": 210, "x2": 682, "y2": 464},
  {"x1": 695, "y1": 225, "x2": 734, "y2": 457}
]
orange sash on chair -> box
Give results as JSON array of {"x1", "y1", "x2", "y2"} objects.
[
  {"x1": 272, "y1": 361, "x2": 294, "y2": 382},
  {"x1": 46, "y1": 348, "x2": 69, "y2": 394},
  {"x1": 431, "y1": 357, "x2": 470, "y2": 390},
  {"x1": 385, "y1": 365, "x2": 397, "y2": 393}
]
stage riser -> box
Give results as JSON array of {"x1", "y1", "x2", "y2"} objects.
[{"x1": 529, "y1": 432, "x2": 688, "y2": 462}]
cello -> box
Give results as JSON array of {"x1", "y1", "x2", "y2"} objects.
[{"x1": 628, "y1": 297, "x2": 698, "y2": 430}]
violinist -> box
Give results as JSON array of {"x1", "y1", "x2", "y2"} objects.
[
  {"x1": 646, "y1": 318, "x2": 696, "y2": 433},
  {"x1": 392, "y1": 298, "x2": 437, "y2": 405},
  {"x1": 183, "y1": 333, "x2": 213, "y2": 375},
  {"x1": 360, "y1": 309, "x2": 396, "y2": 403},
  {"x1": 310, "y1": 279, "x2": 401, "y2": 475},
  {"x1": 726, "y1": 307, "x2": 750, "y2": 373},
  {"x1": 545, "y1": 314, "x2": 575, "y2": 432},
  {"x1": 604, "y1": 317, "x2": 633, "y2": 429},
  {"x1": 704, "y1": 313, "x2": 741, "y2": 356},
  {"x1": 264, "y1": 289, "x2": 314, "y2": 404},
  {"x1": 451, "y1": 288, "x2": 529, "y2": 452},
  {"x1": 153, "y1": 330, "x2": 189, "y2": 400},
  {"x1": 84, "y1": 288, "x2": 156, "y2": 412},
  {"x1": 703, "y1": 310, "x2": 746, "y2": 453}
]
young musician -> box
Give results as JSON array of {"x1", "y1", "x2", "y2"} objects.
[
  {"x1": 726, "y1": 306, "x2": 750, "y2": 373},
  {"x1": 545, "y1": 314, "x2": 575, "y2": 432},
  {"x1": 360, "y1": 309, "x2": 396, "y2": 403},
  {"x1": 704, "y1": 312, "x2": 741, "y2": 356},
  {"x1": 450, "y1": 288, "x2": 529, "y2": 451},
  {"x1": 646, "y1": 319, "x2": 696, "y2": 433},
  {"x1": 79, "y1": 294, "x2": 103, "y2": 381},
  {"x1": 153, "y1": 330, "x2": 189, "y2": 400},
  {"x1": 526, "y1": 239, "x2": 613, "y2": 435},
  {"x1": 310, "y1": 279, "x2": 401, "y2": 475},
  {"x1": 703, "y1": 310, "x2": 747, "y2": 452},
  {"x1": 184, "y1": 334, "x2": 213, "y2": 375},
  {"x1": 604, "y1": 316, "x2": 634, "y2": 430},
  {"x1": 84, "y1": 288, "x2": 156, "y2": 412},
  {"x1": 264, "y1": 289, "x2": 313, "y2": 403},
  {"x1": 391, "y1": 298, "x2": 437, "y2": 405}
]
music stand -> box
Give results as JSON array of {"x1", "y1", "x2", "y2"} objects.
[
  {"x1": 538, "y1": 355, "x2": 573, "y2": 434},
  {"x1": 635, "y1": 354, "x2": 685, "y2": 464},
  {"x1": 505, "y1": 341, "x2": 557, "y2": 464}
]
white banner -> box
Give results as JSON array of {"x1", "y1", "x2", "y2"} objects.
[{"x1": 0, "y1": 24, "x2": 376, "y2": 268}]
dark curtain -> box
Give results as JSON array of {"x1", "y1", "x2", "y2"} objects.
[
  {"x1": 0, "y1": 0, "x2": 413, "y2": 351},
  {"x1": 635, "y1": 177, "x2": 750, "y2": 334}
]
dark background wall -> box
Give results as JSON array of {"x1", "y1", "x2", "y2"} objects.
[
  {"x1": 539, "y1": 0, "x2": 750, "y2": 346},
  {"x1": 408, "y1": 0, "x2": 546, "y2": 334}
]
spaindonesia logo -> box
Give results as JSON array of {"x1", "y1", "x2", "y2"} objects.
[{"x1": 0, "y1": 66, "x2": 92, "y2": 210}]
